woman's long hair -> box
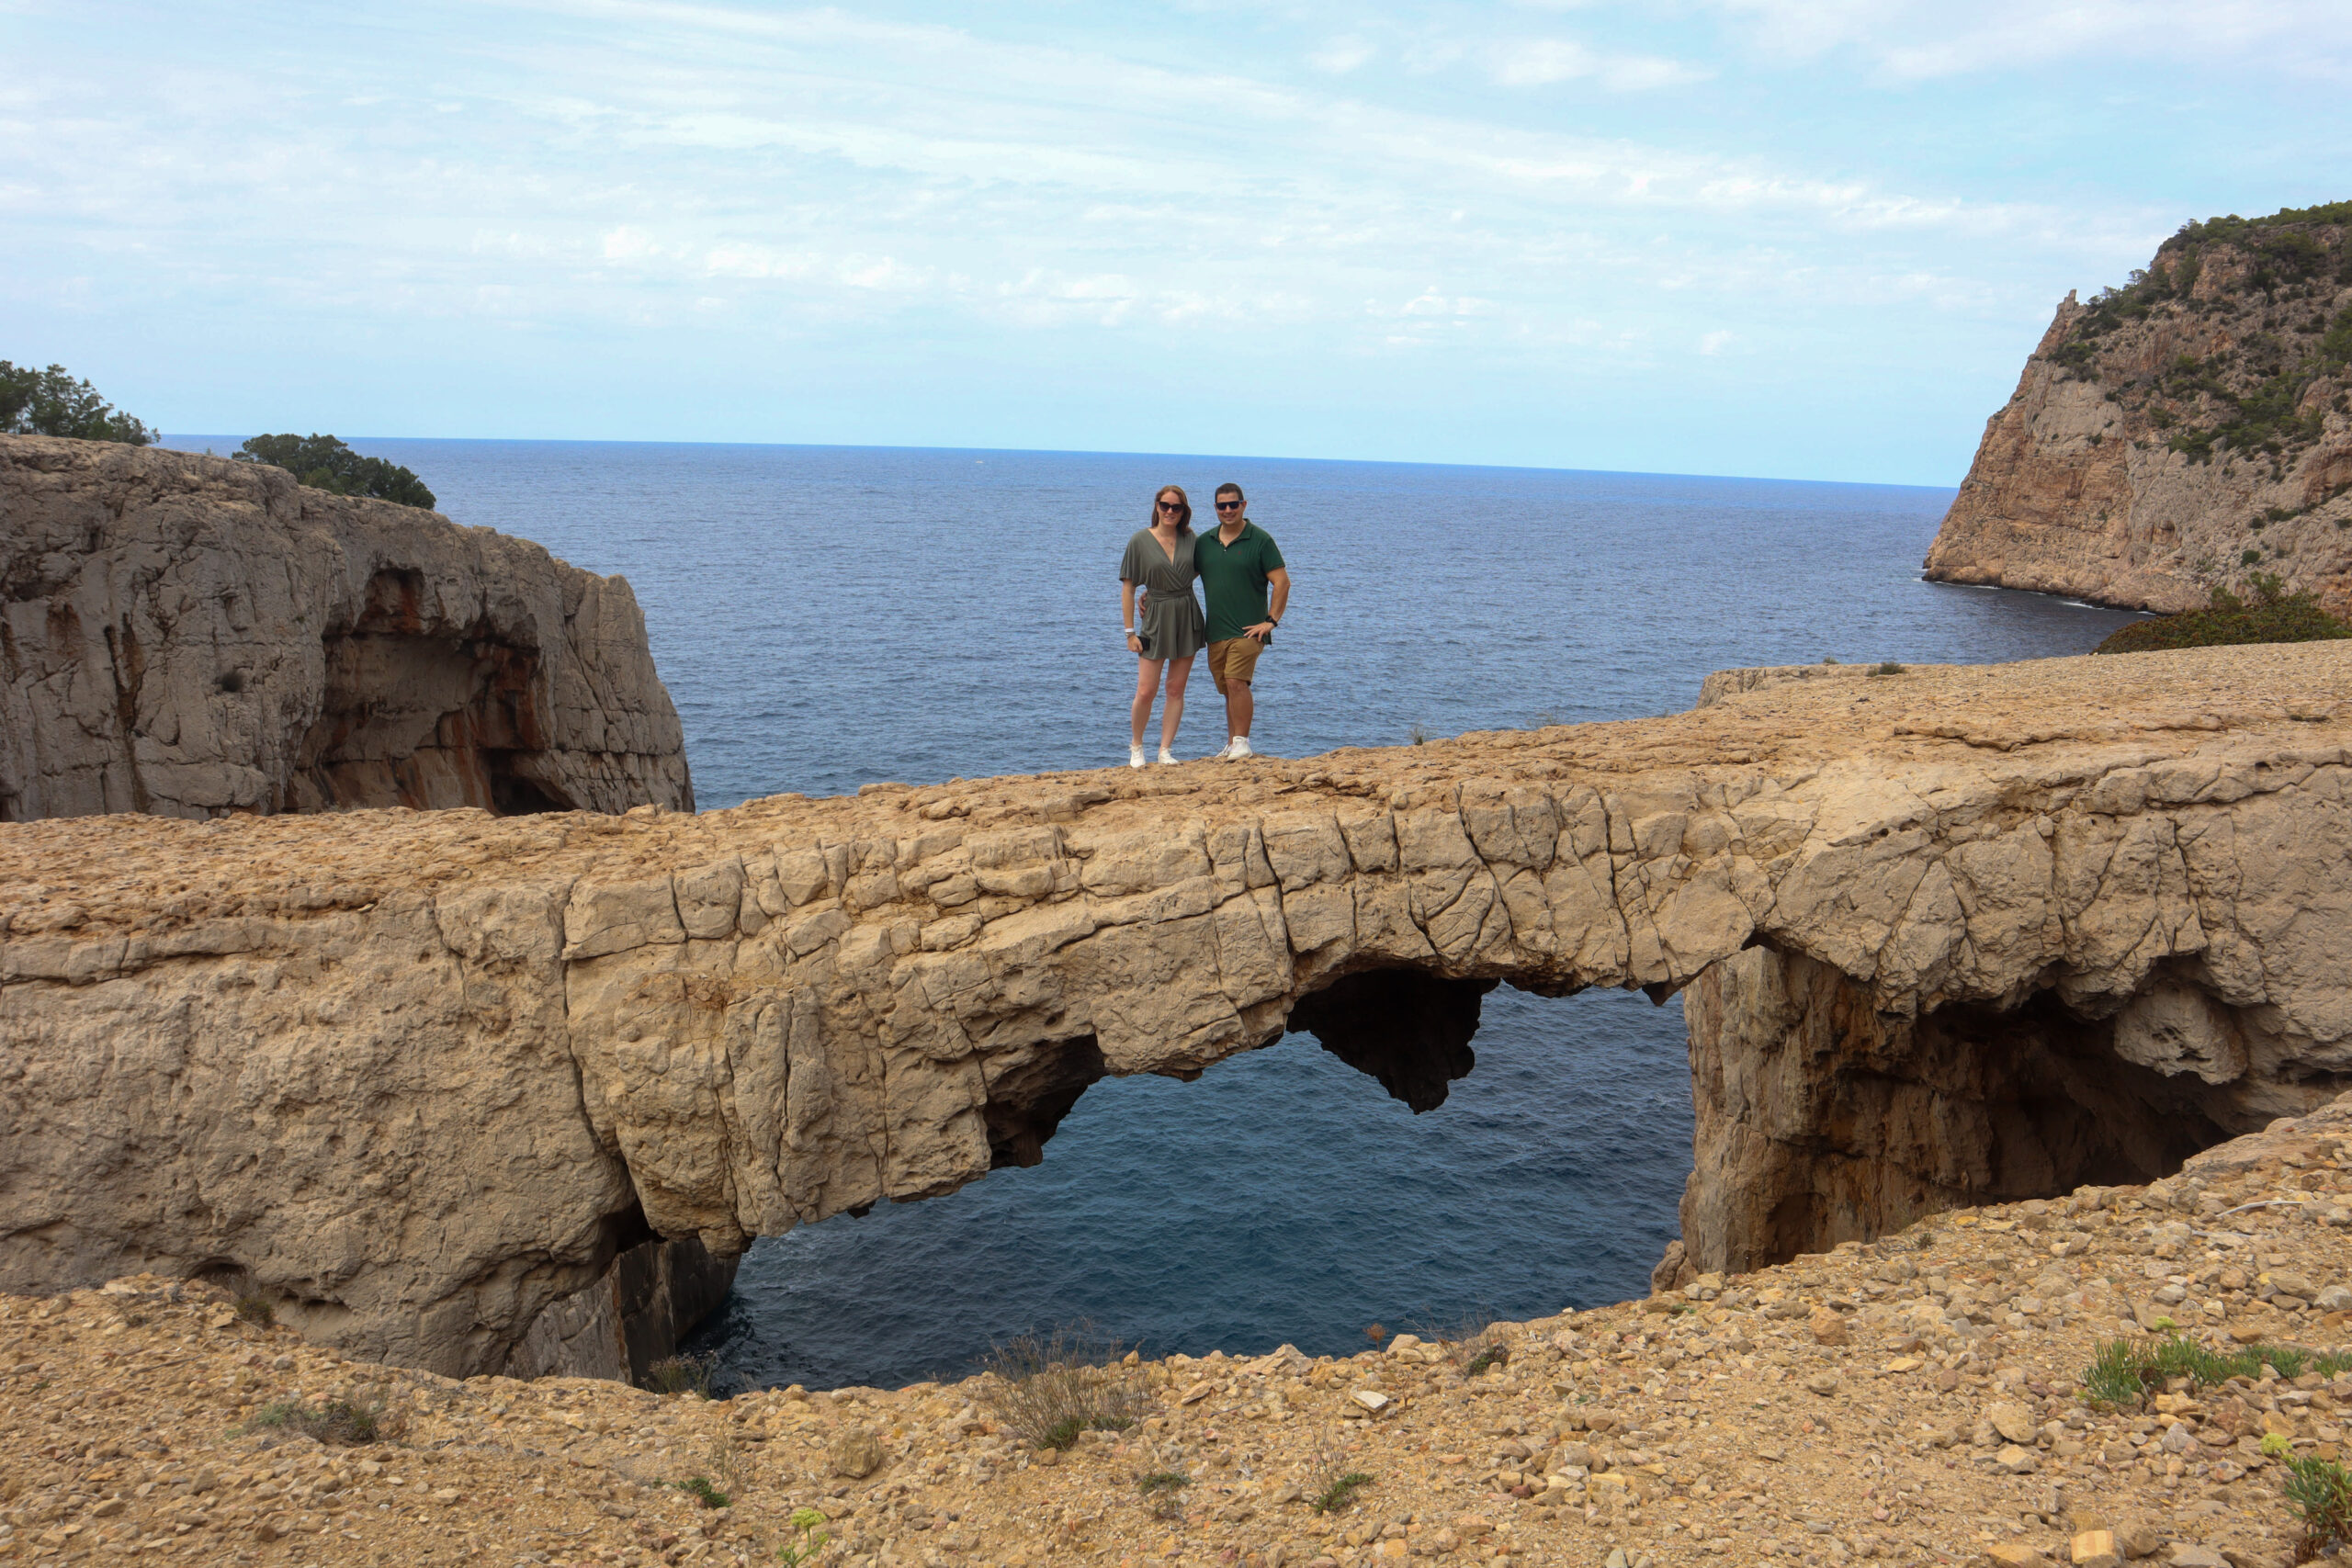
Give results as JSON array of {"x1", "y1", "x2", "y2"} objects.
[{"x1": 1152, "y1": 484, "x2": 1193, "y2": 536}]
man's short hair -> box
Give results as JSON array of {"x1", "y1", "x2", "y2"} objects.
[{"x1": 1216, "y1": 482, "x2": 1245, "y2": 502}]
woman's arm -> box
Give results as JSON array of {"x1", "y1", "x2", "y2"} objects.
[{"x1": 1122, "y1": 580, "x2": 1141, "y2": 651}]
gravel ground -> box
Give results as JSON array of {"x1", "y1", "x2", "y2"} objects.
[{"x1": 6, "y1": 1097, "x2": 2350, "y2": 1568}]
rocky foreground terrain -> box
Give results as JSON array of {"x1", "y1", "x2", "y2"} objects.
[
  {"x1": 6, "y1": 1096, "x2": 2349, "y2": 1568},
  {"x1": 1923, "y1": 200, "x2": 2352, "y2": 614}
]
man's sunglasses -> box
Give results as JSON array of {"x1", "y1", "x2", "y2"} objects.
[{"x1": 1215, "y1": 501, "x2": 1244, "y2": 511}]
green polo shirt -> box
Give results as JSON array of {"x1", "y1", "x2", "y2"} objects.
[{"x1": 1196, "y1": 521, "x2": 1286, "y2": 642}]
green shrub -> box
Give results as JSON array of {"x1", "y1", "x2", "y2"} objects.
[
  {"x1": 2284, "y1": 1456, "x2": 2352, "y2": 1557},
  {"x1": 233, "y1": 433, "x2": 435, "y2": 509},
  {"x1": 2077, "y1": 1333, "x2": 2352, "y2": 1408},
  {"x1": 978, "y1": 1326, "x2": 1144, "y2": 1451},
  {"x1": 1312, "y1": 1472, "x2": 1374, "y2": 1513},
  {"x1": 234, "y1": 1294, "x2": 275, "y2": 1326},
  {"x1": 677, "y1": 1475, "x2": 729, "y2": 1509},
  {"x1": 0, "y1": 361, "x2": 154, "y2": 445},
  {"x1": 241, "y1": 1397, "x2": 382, "y2": 1445},
  {"x1": 2324, "y1": 305, "x2": 2352, "y2": 367},
  {"x1": 2095, "y1": 577, "x2": 2351, "y2": 654}
]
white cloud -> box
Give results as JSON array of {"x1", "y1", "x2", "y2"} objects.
[
  {"x1": 1307, "y1": 35, "x2": 1376, "y2": 73},
  {"x1": 1490, "y1": 37, "x2": 1712, "y2": 90},
  {"x1": 1698, "y1": 329, "x2": 1734, "y2": 355},
  {"x1": 1704, "y1": 0, "x2": 2352, "y2": 79}
]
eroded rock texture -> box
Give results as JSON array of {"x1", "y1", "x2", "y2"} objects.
[
  {"x1": 4, "y1": 644, "x2": 2350, "y2": 1379},
  {"x1": 0, "y1": 435, "x2": 693, "y2": 819},
  {"x1": 1922, "y1": 210, "x2": 2352, "y2": 615}
]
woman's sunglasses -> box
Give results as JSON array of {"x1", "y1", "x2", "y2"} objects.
[{"x1": 1158, "y1": 501, "x2": 1182, "y2": 512}]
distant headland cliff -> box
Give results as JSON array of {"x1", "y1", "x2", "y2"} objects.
[
  {"x1": 0, "y1": 435, "x2": 693, "y2": 821},
  {"x1": 1924, "y1": 200, "x2": 2352, "y2": 615}
]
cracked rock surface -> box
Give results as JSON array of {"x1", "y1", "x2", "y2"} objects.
[
  {"x1": 0, "y1": 434, "x2": 692, "y2": 820},
  {"x1": 4, "y1": 642, "x2": 2351, "y2": 1377}
]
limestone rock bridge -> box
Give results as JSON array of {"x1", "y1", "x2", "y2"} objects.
[{"x1": 6, "y1": 644, "x2": 2350, "y2": 1382}]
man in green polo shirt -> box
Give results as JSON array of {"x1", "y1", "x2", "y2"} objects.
[{"x1": 1197, "y1": 481, "x2": 1290, "y2": 761}]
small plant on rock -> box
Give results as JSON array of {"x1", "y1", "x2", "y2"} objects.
[
  {"x1": 1869, "y1": 660, "x2": 1906, "y2": 677},
  {"x1": 241, "y1": 1397, "x2": 383, "y2": 1446},
  {"x1": 677, "y1": 1475, "x2": 730, "y2": 1510},
  {"x1": 234, "y1": 1295, "x2": 275, "y2": 1327},
  {"x1": 1311, "y1": 1469, "x2": 1374, "y2": 1513},
  {"x1": 1136, "y1": 1471, "x2": 1191, "y2": 1520},
  {"x1": 776, "y1": 1506, "x2": 831, "y2": 1563},
  {"x1": 1303, "y1": 1436, "x2": 1374, "y2": 1515},
  {"x1": 978, "y1": 1325, "x2": 1143, "y2": 1452},
  {"x1": 2283, "y1": 1454, "x2": 2352, "y2": 1559},
  {"x1": 647, "y1": 1353, "x2": 718, "y2": 1398},
  {"x1": 2078, "y1": 1333, "x2": 2348, "y2": 1409}
]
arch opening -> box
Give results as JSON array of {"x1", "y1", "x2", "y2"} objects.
[{"x1": 1670, "y1": 945, "x2": 2352, "y2": 1286}]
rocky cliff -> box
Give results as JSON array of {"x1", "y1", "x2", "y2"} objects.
[
  {"x1": 0, "y1": 435, "x2": 693, "y2": 820},
  {"x1": 1923, "y1": 200, "x2": 2352, "y2": 615},
  {"x1": 5, "y1": 642, "x2": 2349, "y2": 1383}
]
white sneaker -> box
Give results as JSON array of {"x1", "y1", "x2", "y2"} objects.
[
  {"x1": 1129, "y1": 743, "x2": 1146, "y2": 770},
  {"x1": 1227, "y1": 736, "x2": 1254, "y2": 760},
  {"x1": 1157, "y1": 747, "x2": 1180, "y2": 766},
  {"x1": 1206, "y1": 739, "x2": 1237, "y2": 761}
]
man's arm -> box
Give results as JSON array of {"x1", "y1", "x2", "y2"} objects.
[{"x1": 1249, "y1": 567, "x2": 1291, "y2": 639}]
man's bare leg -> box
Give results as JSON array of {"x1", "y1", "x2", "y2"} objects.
[{"x1": 1224, "y1": 675, "x2": 1253, "y2": 741}]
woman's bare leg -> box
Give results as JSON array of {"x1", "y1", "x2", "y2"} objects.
[
  {"x1": 1160, "y1": 656, "x2": 1194, "y2": 750},
  {"x1": 1131, "y1": 658, "x2": 1166, "y2": 745}
]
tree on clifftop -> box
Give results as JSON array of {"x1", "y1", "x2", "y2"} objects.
[
  {"x1": 234, "y1": 433, "x2": 436, "y2": 510},
  {"x1": 0, "y1": 361, "x2": 156, "y2": 445}
]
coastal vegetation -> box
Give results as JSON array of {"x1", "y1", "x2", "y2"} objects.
[
  {"x1": 646, "y1": 1351, "x2": 718, "y2": 1397},
  {"x1": 2040, "y1": 199, "x2": 2352, "y2": 478},
  {"x1": 2094, "y1": 576, "x2": 2350, "y2": 653},
  {"x1": 0, "y1": 360, "x2": 155, "y2": 444},
  {"x1": 234, "y1": 432, "x2": 436, "y2": 508},
  {"x1": 2080, "y1": 1331, "x2": 2352, "y2": 1410},
  {"x1": 2285, "y1": 1454, "x2": 2352, "y2": 1558},
  {"x1": 979, "y1": 1327, "x2": 1145, "y2": 1451},
  {"x1": 238, "y1": 1395, "x2": 386, "y2": 1446}
]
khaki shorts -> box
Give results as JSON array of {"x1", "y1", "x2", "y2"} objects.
[{"x1": 1207, "y1": 635, "x2": 1265, "y2": 687}]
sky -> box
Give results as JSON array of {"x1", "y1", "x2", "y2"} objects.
[{"x1": 4, "y1": 1, "x2": 2349, "y2": 484}]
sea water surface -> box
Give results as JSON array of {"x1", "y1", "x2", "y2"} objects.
[{"x1": 176, "y1": 438, "x2": 2146, "y2": 1389}]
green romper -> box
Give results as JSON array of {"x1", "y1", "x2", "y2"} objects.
[{"x1": 1120, "y1": 528, "x2": 1208, "y2": 662}]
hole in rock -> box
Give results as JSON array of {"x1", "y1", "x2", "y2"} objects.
[
  {"x1": 1674, "y1": 948, "x2": 2352, "y2": 1281},
  {"x1": 685, "y1": 986, "x2": 1693, "y2": 1392},
  {"x1": 278, "y1": 567, "x2": 576, "y2": 816}
]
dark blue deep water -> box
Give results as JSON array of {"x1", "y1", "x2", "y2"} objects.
[{"x1": 177, "y1": 438, "x2": 2148, "y2": 1389}]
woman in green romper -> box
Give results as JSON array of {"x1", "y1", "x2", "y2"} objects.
[{"x1": 1120, "y1": 485, "x2": 1209, "y2": 767}]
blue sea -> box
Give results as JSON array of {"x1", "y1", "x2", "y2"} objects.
[{"x1": 179, "y1": 437, "x2": 2146, "y2": 1390}]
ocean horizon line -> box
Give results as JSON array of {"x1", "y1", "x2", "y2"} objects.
[{"x1": 157, "y1": 433, "x2": 1962, "y2": 498}]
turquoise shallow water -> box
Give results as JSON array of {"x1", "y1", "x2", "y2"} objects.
[{"x1": 175, "y1": 437, "x2": 2148, "y2": 1388}]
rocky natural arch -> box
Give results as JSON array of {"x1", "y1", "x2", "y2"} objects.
[{"x1": 3, "y1": 644, "x2": 2349, "y2": 1383}]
